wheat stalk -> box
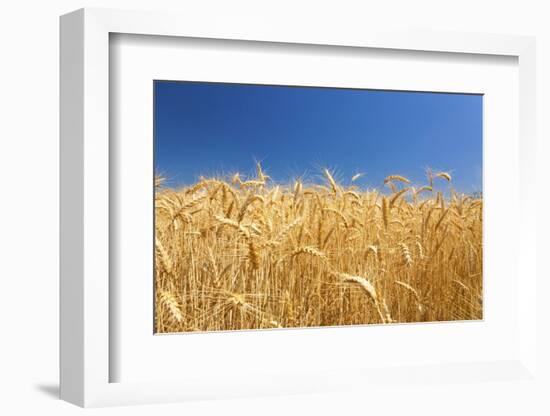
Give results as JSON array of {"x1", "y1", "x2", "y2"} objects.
[{"x1": 159, "y1": 290, "x2": 184, "y2": 323}]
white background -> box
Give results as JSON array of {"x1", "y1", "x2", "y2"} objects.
[{"x1": 0, "y1": 1, "x2": 548, "y2": 415}]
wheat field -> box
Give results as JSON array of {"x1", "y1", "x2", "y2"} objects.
[{"x1": 154, "y1": 165, "x2": 482, "y2": 333}]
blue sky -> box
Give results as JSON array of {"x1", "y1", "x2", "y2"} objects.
[{"x1": 154, "y1": 81, "x2": 482, "y2": 193}]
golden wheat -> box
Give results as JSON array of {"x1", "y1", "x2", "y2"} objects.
[{"x1": 155, "y1": 165, "x2": 482, "y2": 333}]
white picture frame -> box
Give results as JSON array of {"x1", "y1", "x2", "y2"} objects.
[{"x1": 60, "y1": 7, "x2": 538, "y2": 407}]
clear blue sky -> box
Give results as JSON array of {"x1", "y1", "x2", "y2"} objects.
[{"x1": 154, "y1": 81, "x2": 482, "y2": 193}]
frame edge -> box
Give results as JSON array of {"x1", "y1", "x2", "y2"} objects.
[{"x1": 59, "y1": 8, "x2": 85, "y2": 407}]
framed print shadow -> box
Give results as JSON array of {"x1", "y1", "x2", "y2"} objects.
[
  {"x1": 153, "y1": 81, "x2": 483, "y2": 334},
  {"x1": 60, "y1": 7, "x2": 537, "y2": 408}
]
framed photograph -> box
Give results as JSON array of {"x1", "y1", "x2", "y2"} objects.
[
  {"x1": 152, "y1": 80, "x2": 484, "y2": 334},
  {"x1": 60, "y1": 8, "x2": 538, "y2": 407}
]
